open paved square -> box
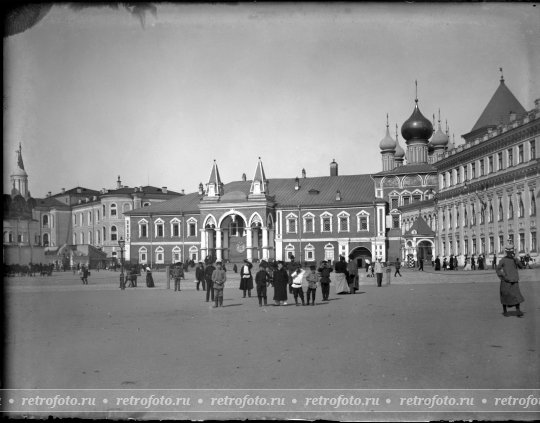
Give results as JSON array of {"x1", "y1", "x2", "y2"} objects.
[{"x1": 3, "y1": 267, "x2": 539, "y2": 419}]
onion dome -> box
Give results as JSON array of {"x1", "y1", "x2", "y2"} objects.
[
  {"x1": 379, "y1": 114, "x2": 396, "y2": 152},
  {"x1": 430, "y1": 111, "x2": 449, "y2": 147},
  {"x1": 401, "y1": 99, "x2": 433, "y2": 142},
  {"x1": 394, "y1": 124, "x2": 405, "y2": 159}
]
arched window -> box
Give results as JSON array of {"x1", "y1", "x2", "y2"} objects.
[
  {"x1": 508, "y1": 199, "x2": 514, "y2": 219},
  {"x1": 80, "y1": 232, "x2": 84, "y2": 244},
  {"x1": 103, "y1": 227, "x2": 107, "y2": 242},
  {"x1": 155, "y1": 246, "x2": 164, "y2": 264},
  {"x1": 304, "y1": 243, "x2": 315, "y2": 262},
  {"x1": 285, "y1": 243, "x2": 295, "y2": 260},
  {"x1": 110, "y1": 203, "x2": 117, "y2": 217},
  {"x1": 488, "y1": 202, "x2": 494, "y2": 223},
  {"x1": 498, "y1": 201, "x2": 503, "y2": 221},
  {"x1": 42, "y1": 215, "x2": 49, "y2": 227},
  {"x1": 88, "y1": 231, "x2": 92, "y2": 245},
  {"x1": 324, "y1": 243, "x2": 335, "y2": 262},
  {"x1": 139, "y1": 247, "x2": 147, "y2": 264},
  {"x1": 337, "y1": 212, "x2": 350, "y2": 232},
  {"x1": 320, "y1": 212, "x2": 333, "y2": 232},
  {"x1": 518, "y1": 196, "x2": 524, "y2": 217},
  {"x1": 102, "y1": 204, "x2": 106, "y2": 218},
  {"x1": 154, "y1": 218, "x2": 164, "y2": 238},
  {"x1": 43, "y1": 233, "x2": 49, "y2": 247},
  {"x1": 172, "y1": 246, "x2": 182, "y2": 263},
  {"x1": 138, "y1": 219, "x2": 148, "y2": 238},
  {"x1": 189, "y1": 246, "x2": 198, "y2": 262},
  {"x1": 357, "y1": 211, "x2": 369, "y2": 231},
  {"x1": 111, "y1": 225, "x2": 118, "y2": 241}
]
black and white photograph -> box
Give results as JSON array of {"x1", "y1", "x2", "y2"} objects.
[{"x1": 2, "y1": 2, "x2": 540, "y2": 420}]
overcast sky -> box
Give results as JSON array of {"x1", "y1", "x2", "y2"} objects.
[{"x1": 4, "y1": 3, "x2": 540, "y2": 198}]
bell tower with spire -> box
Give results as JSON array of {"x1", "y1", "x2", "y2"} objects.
[
  {"x1": 379, "y1": 114, "x2": 397, "y2": 171},
  {"x1": 203, "y1": 160, "x2": 224, "y2": 201},
  {"x1": 10, "y1": 142, "x2": 30, "y2": 199}
]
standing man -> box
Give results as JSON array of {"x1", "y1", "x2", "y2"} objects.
[
  {"x1": 394, "y1": 258, "x2": 402, "y2": 277},
  {"x1": 204, "y1": 261, "x2": 216, "y2": 303},
  {"x1": 496, "y1": 241, "x2": 524, "y2": 317},
  {"x1": 239, "y1": 259, "x2": 254, "y2": 298},
  {"x1": 374, "y1": 258, "x2": 384, "y2": 287},
  {"x1": 272, "y1": 261, "x2": 289, "y2": 306},
  {"x1": 80, "y1": 265, "x2": 89, "y2": 285},
  {"x1": 286, "y1": 255, "x2": 297, "y2": 294},
  {"x1": 195, "y1": 262, "x2": 205, "y2": 291},
  {"x1": 173, "y1": 263, "x2": 182, "y2": 292},
  {"x1": 492, "y1": 254, "x2": 497, "y2": 270},
  {"x1": 347, "y1": 256, "x2": 359, "y2": 294},
  {"x1": 211, "y1": 262, "x2": 227, "y2": 308},
  {"x1": 317, "y1": 260, "x2": 333, "y2": 301},
  {"x1": 418, "y1": 258, "x2": 424, "y2": 271}
]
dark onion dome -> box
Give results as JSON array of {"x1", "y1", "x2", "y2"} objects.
[
  {"x1": 401, "y1": 100, "x2": 434, "y2": 142},
  {"x1": 379, "y1": 126, "x2": 396, "y2": 152}
]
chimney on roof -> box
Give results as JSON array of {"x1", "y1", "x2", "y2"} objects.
[
  {"x1": 336, "y1": 190, "x2": 341, "y2": 201},
  {"x1": 198, "y1": 183, "x2": 204, "y2": 195},
  {"x1": 47, "y1": 191, "x2": 51, "y2": 197},
  {"x1": 61, "y1": 188, "x2": 65, "y2": 194},
  {"x1": 162, "y1": 187, "x2": 167, "y2": 194},
  {"x1": 302, "y1": 168, "x2": 306, "y2": 178},
  {"x1": 330, "y1": 159, "x2": 338, "y2": 176},
  {"x1": 294, "y1": 177, "x2": 300, "y2": 190},
  {"x1": 181, "y1": 189, "x2": 185, "y2": 195},
  {"x1": 509, "y1": 111, "x2": 516, "y2": 122},
  {"x1": 242, "y1": 173, "x2": 246, "y2": 182},
  {"x1": 117, "y1": 175, "x2": 122, "y2": 189},
  {"x1": 77, "y1": 188, "x2": 82, "y2": 193}
]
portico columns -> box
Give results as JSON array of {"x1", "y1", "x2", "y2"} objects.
[
  {"x1": 200, "y1": 228, "x2": 207, "y2": 259},
  {"x1": 215, "y1": 228, "x2": 223, "y2": 261},
  {"x1": 262, "y1": 227, "x2": 269, "y2": 260},
  {"x1": 246, "y1": 227, "x2": 253, "y2": 261}
]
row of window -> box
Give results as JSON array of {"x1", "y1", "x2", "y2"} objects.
[
  {"x1": 389, "y1": 193, "x2": 428, "y2": 209},
  {"x1": 4, "y1": 231, "x2": 51, "y2": 246},
  {"x1": 73, "y1": 202, "x2": 151, "y2": 226},
  {"x1": 285, "y1": 211, "x2": 370, "y2": 234},
  {"x1": 284, "y1": 243, "x2": 338, "y2": 262},
  {"x1": 441, "y1": 141, "x2": 536, "y2": 189},
  {"x1": 137, "y1": 218, "x2": 198, "y2": 238},
  {"x1": 136, "y1": 245, "x2": 199, "y2": 264},
  {"x1": 441, "y1": 232, "x2": 537, "y2": 256},
  {"x1": 73, "y1": 225, "x2": 120, "y2": 245},
  {"x1": 441, "y1": 191, "x2": 537, "y2": 229}
]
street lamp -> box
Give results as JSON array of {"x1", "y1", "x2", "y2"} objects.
[{"x1": 118, "y1": 237, "x2": 125, "y2": 290}]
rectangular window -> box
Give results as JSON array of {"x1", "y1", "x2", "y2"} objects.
[
  {"x1": 530, "y1": 141, "x2": 536, "y2": 160},
  {"x1": 488, "y1": 156, "x2": 493, "y2": 173},
  {"x1": 403, "y1": 196, "x2": 410, "y2": 205},
  {"x1": 391, "y1": 198, "x2": 398, "y2": 209},
  {"x1": 489, "y1": 236, "x2": 494, "y2": 254},
  {"x1": 339, "y1": 217, "x2": 349, "y2": 232},
  {"x1": 413, "y1": 195, "x2": 422, "y2": 203},
  {"x1": 498, "y1": 152, "x2": 503, "y2": 170},
  {"x1": 480, "y1": 160, "x2": 485, "y2": 176},
  {"x1": 519, "y1": 233, "x2": 525, "y2": 252},
  {"x1": 157, "y1": 224, "x2": 164, "y2": 237},
  {"x1": 532, "y1": 232, "x2": 537, "y2": 252},
  {"x1": 464, "y1": 166, "x2": 468, "y2": 181},
  {"x1": 287, "y1": 218, "x2": 297, "y2": 233},
  {"x1": 305, "y1": 218, "x2": 313, "y2": 233},
  {"x1": 498, "y1": 235, "x2": 504, "y2": 253},
  {"x1": 481, "y1": 237, "x2": 486, "y2": 254},
  {"x1": 472, "y1": 238, "x2": 477, "y2": 255},
  {"x1": 471, "y1": 163, "x2": 476, "y2": 179},
  {"x1": 189, "y1": 222, "x2": 196, "y2": 237},
  {"x1": 518, "y1": 144, "x2": 524, "y2": 164},
  {"x1": 359, "y1": 216, "x2": 368, "y2": 231},
  {"x1": 508, "y1": 148, "x2": 513, "y2": 166},
  {"x1": 392, "y1": 215, "x2": 400, "y2": 229},
  {"x1": 140, "y1": 224, "x2": 147, "y2": 238},
  {"x1": 508, "y1": 233, "x2": 514, "y2": 247},
  {"x1": 322, "y1": 217, "x2": 331, "y2": 232},
  {"x1": 172, "y1": 223, "x2": 179, "y2": 237}
]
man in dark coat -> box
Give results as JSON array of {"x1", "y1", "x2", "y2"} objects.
[
  {"x1": 496, "y1": 241, "x2": 524, "y2": 317},
  {"x1": 195, "y1": 262, "x2": 205, "y2": 291},
  {"x1": 204, "y1": 262, "x2": 216, "y2": 302},
  {"x1": 317, "y1": 260, "x2": 333, "y2": 301},
  {"x1": 434, "y1": 256, "x2": 441, "y2": 271},
  {"x1": 239, "y1": 259, "x2": 254, "y2": 298},
  {"x1": 272, "y1": 261, "x2": 289, "y2": 306}
]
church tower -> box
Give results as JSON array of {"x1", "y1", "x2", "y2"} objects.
[
  {"x1": 204, "y1": 160, "x2": 224, "y2": 200},
  {"x1": 401, "y1": 82, "x2": 434, "y2": 165},
  {"x1": 10, "y1": 143, "x2": 30, "y2": 199},
  {"x1": 379, "y1": 114, "x2": 397, "y2": 171},
  {"x1": 249, "y1": 157, "x2": 268, "y2": 198}
]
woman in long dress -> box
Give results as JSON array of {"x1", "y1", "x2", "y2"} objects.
[
  {"x1": 272, "y1": 261, "x2": 289, "y2": 306},
  {"x1": 145, "y1": 266, "x2": 155, "y2": 287},
  {"x1": 334, "y1": 256, "x2": 350, "y2": 294}
]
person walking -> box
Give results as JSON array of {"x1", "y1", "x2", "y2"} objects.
[
  {"x1": 471, "y1": 255, "x2": 476, "y2": 270},
  {"x1": 272, "y1": 261, "x2": 289, "y2": 306},
  {"x1": 374, "y1": 258, "x2": 384, "y2": 287},
  {"x1": 211, "y1": 262, "x2": 227, "y2": 308},
  {"x1": 173, "y1": 263, "x2": 182, "y2": 291},
  {"x1": 317, "y1": 260, "x2": 333, "y2": 301},
  {"x1": 492, "y1": 254, "x2": 497, "y2": 270},
  {"x1": 195, "y1": 262, "x2": 206, "y2": 291},
  {"x1": 80, "y1": 265, "x2": 89, "y2": 285},
  {"x1": 305, "y1": 265, "x2": 318, "y2": 306},
  {"x1": 290, "y1": 266, "x2": 306, "y2": 306},
  {"x1": 239, "y1": 259, "x2": 254, "y2": 298},
  {"x1": 434, "y1": 256, "x2": 441, "y2": 271},
  {"x1": 255, "y1": 261, "x2": 270, "y2": 307},
  {"x1": 496, "y1": 241, "x2": 525, "y2": 317},
  {"x1": 204, "y1": 262, "x2": 216, "y2": 302},
  {"x1": 394, "y1": 258, "x2": 402, "y2": 277},
  {"x1": 418, "y1": 258, "x2": 424, "y2": 271}
]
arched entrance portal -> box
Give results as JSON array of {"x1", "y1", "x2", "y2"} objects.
[
  {"x1": 417, "y1": 240, "x2": 433, "y2": 264},
  {"x1": 349, "y1": 246, "x2": 372, "y2": 270},
  {"x1": 221, "y1": 214, "x2": 247, "y2": 263}
]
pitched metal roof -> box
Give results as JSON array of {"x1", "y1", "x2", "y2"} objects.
[
  {"x1": 404, "y1": 216, "x2": 435, "y2": 236},
  {"x1": 470, "y1": 79, "x2": 526, "y2": 132},
  {"x1": 126, "y1": 174, "x2": 376, "y2": 215}
]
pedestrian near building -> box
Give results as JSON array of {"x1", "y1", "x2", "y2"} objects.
[
  {"x1": 347, "y1": 256, "x2": 359, "y2": 294},
  {"x1": 239, "y1": 259, "x2": 254, "y2": 298},
  {"x1": 471, "y1": 255, "x2": 476, "y2": 270},
  {"x1": 145, "y1": 265, "x2": 155, "y2": 287},
  {"x1": 496, "y1": 242, "x2": 525, "y2": 317},
  {"x1": 290, "y1": 266, "x2": 306, "y2": 306},
  {"x1": 492, "y1": 254, "x2": 497, "y2": 270},
  {"x1": 204, "y1": 262, "x2": 216, "y2": 302},
  {"x1": 255, "y1": 262, "x2": 270, "y2": 307},
  {"x1": 317, "y1": 260, "x2": 333, "y2": 301},
  {"x1": 272, "y1": 261, "x2": 289, "y2": 306},
  {"x1": 80, "y1": 265, "x2": 89, "y2": 285},
  {"x1": 334, "y1": 255, "x2": 350, "y2": 294},
  {"x1": 195, "y1": 262, "x2": 206, "y2": 291},
  {"x1": 305, "y1": 265, "x2": 318, "y2": 306},
  {"x1": 374, "y1": 258, "x2": 384, "y2": 287},
  {"x1": 434, "y1": 256, "x2": 441, "y2": 271},
  {"x1": 173, "y1": 264, "x2": 182, "y2": 291},
  {"x1": 212, "y1": 262, "x2": 227, "y2": 308},
  {"x1": 394, "y1": 258, "x2": 402, "y2": 277},
  {"x1": 418, "y1": 258, "x2": 424, "y2": 271},
  {"x1": 286, "y1": 255, "x2": 297, "y2": 294}
]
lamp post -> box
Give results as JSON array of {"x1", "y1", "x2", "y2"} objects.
[{"x1": 118, "y1": 237, "x2": 125, "y2": 290}]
